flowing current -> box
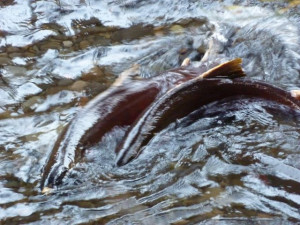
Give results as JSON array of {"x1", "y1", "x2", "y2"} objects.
[{"x1": 0, "y1": 0, "x2": 300, "y2": 224}]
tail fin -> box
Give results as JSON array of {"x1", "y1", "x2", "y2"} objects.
[{"x1": 199, "y1": 58, "x2": 246, "y2": 79}]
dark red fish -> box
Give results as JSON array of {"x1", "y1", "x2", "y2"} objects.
[
  {"x1": 116, "y1": 62, "x2": 300, "y2": 166},
  {"x1": 41, "y1": 61, "x2": 210, "y2": 190}
]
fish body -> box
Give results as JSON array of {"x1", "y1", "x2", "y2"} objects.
[
  {"x1": 116, "y1": 62, "x2": 300, "y2": 166},
  {"x1": 41, "y1": 63, "x2": 204, "y2": 189}
]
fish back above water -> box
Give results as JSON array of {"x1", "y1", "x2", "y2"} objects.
[
  {"x1": 40, "y1": 62, "x2": 206, "y2": 190},
  {"x1": 116, "y1": 62, "x2": 300, "y2": 166}
]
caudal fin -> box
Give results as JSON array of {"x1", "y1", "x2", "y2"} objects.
[{"x1": 199, "y1": 58, "x2": 246, "y2": 79}]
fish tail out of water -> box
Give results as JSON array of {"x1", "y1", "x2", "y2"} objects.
[{"x1": 199, "y1": 58, "x2": 246, "y2": 79}]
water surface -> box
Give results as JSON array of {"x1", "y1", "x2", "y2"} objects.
[{"x1": 0, "y1": 0, "x2": 300, "y2": 224}]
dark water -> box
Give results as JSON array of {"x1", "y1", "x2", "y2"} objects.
[{"x1": 0, "y1": 0, "x2": 300, "y2": 224}]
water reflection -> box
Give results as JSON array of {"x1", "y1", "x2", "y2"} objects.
[
  {"x1": 23, "y1": 97, "x2": 299, "y2": 224},
  {"x1": 0, "y1": 0, "x2": 300, "y2": 224}
]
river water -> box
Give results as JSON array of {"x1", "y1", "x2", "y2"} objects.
[{"x1": 0, "y1": 0, "x2": 300, "y2": 224}]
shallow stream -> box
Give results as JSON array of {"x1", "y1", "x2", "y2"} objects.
[{"x1": 0, "y1": 0, "x2": 300, "y2": 224}]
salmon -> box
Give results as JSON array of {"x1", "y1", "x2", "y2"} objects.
[
  {"x1": 116, "y1": 59, "x2": 300, "y2": 166},
  {"x1": 40, "y1": 60, "x2": 213, "y2": 190}
]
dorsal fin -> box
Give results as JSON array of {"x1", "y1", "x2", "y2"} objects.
[
  {"x1": 112, "y1": 64, "x2": 142, "y2": 87},
  {"x1": 199, "y1": 58, "x2": 246, "y2": 79}
]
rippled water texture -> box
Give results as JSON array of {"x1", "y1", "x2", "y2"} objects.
[{"x1": 0, "y1": 0, "x2": 300, "y2": 224}]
